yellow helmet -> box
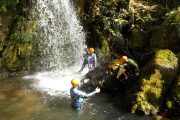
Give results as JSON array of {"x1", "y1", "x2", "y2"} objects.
[
  {"x1": 88, "y1": 48, "x2": 94, "y2": 53},
  {"x1": 71, "y1": 79, "x2": 80, "y2": 87},
  {"x1": 120, "y1": 56, "x2": 128, "y2": 64}
]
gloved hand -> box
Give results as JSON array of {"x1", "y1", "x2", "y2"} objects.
[
  {"x1": 95, "y1": 87, "x2": 100, "y2": 93},
  {"x1": 83, "y1": 79, "x2": 90, "y2": 83}
]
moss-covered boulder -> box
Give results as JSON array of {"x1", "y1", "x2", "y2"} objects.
[
  {"x1": 164, "y1": 52, "x2": 180, "y2": 116},
  {"x1": 131, "y1": 49, "x2": 178, "y2": 115}
]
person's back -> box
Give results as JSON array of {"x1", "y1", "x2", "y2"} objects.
[
  {"x1": 126, "y1": 58, "x2": 139, "y2": 73},
  {"x1": 79, "y1": 47, "x2": 97, "y2": 72},
  {"x1": 70, "y1": 79, "x2": 100, "y2": 109},
  {"x1": 70, "y1": 86, "x2": 93, "y2": 108},
  {"x1": 120, "y1": 56, "x2": 139, "y2": 76},
  {"x1": 87, "y1": 53, "x2": 97, "y2": 70}
]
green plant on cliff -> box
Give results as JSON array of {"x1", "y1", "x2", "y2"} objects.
[
  {"x1": 129, "y1": 0, "x2": 167, "y2": 31},
  {"x1": 0, "y1": 0, "x2": 19, "y2": 13},
  {"x1": 165, "y1": 7, "x2": 180, "y2": 23},
  {"x1": 84, "y1": 0, "x2": 130, "y2": 55},
  {"x1": 2, "y1": 9, "x2": 38, "y2": 73},
  {"x1": 165, "y1": 6, "x2": 180, "y2": 40}
]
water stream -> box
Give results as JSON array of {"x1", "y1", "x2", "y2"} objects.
[{"x1": 35, "y1": 0, "x2": 86, "y2": 71}]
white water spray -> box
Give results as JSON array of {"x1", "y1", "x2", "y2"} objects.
[
  {"x1": 35, "y1": 0, "x2": 86, "y2": 70},
  {"x1": 24, "y1": 0, "x2": 87, "y2": 95}
]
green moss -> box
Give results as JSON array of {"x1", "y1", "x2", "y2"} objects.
[
  {"x1": 17, "y1": 43, "x2": 32, "y2": 58},
  {"x1": 130, "y1": 50, "x2": 178, "y2": 115},
  {"x1": 96, "y1": 30, "x2": 110, "y2": 56},
  {"x1": 154, "y1": 49, "x2": 178, "y2": 70},
  {"x1": 0, "y1": 0, "x2": 19, "y2": 13},
  {"x1": 1, "y1": 8, "x2": 38, "y2": 73},
  {"x1": 166, "y1": 7, "x2": 180, "y2": 23},
  {"x1": 83, "y1": 0, "x2": 129, "y2": 51},
  {"x1": 132, "y1": 69, "x2": 163, "y2": 114}
]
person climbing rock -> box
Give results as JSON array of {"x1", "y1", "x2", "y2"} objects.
[
  {"x1": 120, "y1": 55, "x2": 139, "y2": 78},
  {"x1": 70, "y1": 78, "x2": 100, "y2": 110},
  {"x1": 79, "y1": 47, "x2": 97, "y2": 72}
]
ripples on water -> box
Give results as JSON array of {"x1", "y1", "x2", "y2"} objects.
[{"x1": 0, "y1": 68, "x2": 152, "y2": 120}]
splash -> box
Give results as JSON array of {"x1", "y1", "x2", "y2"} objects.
[
  {"x1": 24, "y1": 0, "x2": 87, "y2": 95},
  {"x1": 23, "y1": 66, "x2": 89, "y2": 96},
  {"x1": 35, "y1": 0, "x2": 86, "y2": 71}
]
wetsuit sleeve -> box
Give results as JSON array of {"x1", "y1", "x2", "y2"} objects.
[
  {"x1": 74, "y1": 89, "x2": 97, "y2": 98},
  {"x1": 78, "y1": 82, "x2": 84, "y2": 89}
]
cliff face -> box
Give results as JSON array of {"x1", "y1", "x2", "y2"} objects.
[{"x1": 0, "y1": 1, "x2": 38, "y2": 78}]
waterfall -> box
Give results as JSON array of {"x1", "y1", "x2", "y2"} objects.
[
  {"x1": 23, "y1": 0, "x2": 88, "y2": 95},
  {"x1": 35, "y1": 0, "x2": 86, "y2": 71}
]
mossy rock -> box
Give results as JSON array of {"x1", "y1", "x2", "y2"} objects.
[
  {"x1": 154, "y1": 49, "x2": 178, "y2": 70},
  {"x1": 131, "y1": 49, "x2": 178, "y2": 115},
  {"x1": 96, "y1": 30, "x2": 110, "y2": 57},
  {"x1": 154, "y1": 49, "x2": 178, "y2": 84},
  {"x1": 167, "y1": 53, "x2": 180, "y2": 113}
]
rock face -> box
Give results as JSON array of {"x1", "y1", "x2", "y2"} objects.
[
  {"x1": 79, "y1": 0, "x2": 180, "y2": 116},
  {"x1": 0, "y1": 1, "x2": 38, "y2": 78},
  {"x1": 166, "y1": 52, "x2": 180, "y2": 116},
  {"x1": 130, "y1": 49, "x2": 178, "y2": 115}
]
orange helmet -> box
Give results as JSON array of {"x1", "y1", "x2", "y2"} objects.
[
  {"x1": 88, "y1": 48, "x2": 94, "y2": 53},
  {"x1": 120, "y1": 56, "x2": 128, "y2": 64},
  {"x1": 71, "y1": 79, "x2": 80, "y2": 87}
]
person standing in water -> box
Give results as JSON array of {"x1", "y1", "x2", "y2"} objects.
[{"x1": 70, "y1": 78, "x2": 100, "y2": 110}]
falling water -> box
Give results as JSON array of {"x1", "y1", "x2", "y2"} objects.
[
  {"x1": 35, "y1": 0, "x2": 86, "y2": 71},
  {"x1": 24, "y1": 0, "x2": 88, "y2": 95}
]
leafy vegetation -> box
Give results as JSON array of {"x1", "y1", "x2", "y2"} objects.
[
  {"x1": 0, "y1": 0, "x2": 38, "y2": 77},
  {"x1": 0, "y1": 0, "x2": 19, "y2": 13}
]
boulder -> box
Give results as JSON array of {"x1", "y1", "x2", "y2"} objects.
[{"x1": 131, "y1": 49, "x2": 178, "y2": 115}]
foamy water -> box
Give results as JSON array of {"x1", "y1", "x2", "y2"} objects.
[{"x1": 23, "y1": 66, "x2": 89, "y2": 96}]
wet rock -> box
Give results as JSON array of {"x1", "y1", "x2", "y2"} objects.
[{"x1": 130, "y1": 49, "x2": 178, "y2": 115}]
